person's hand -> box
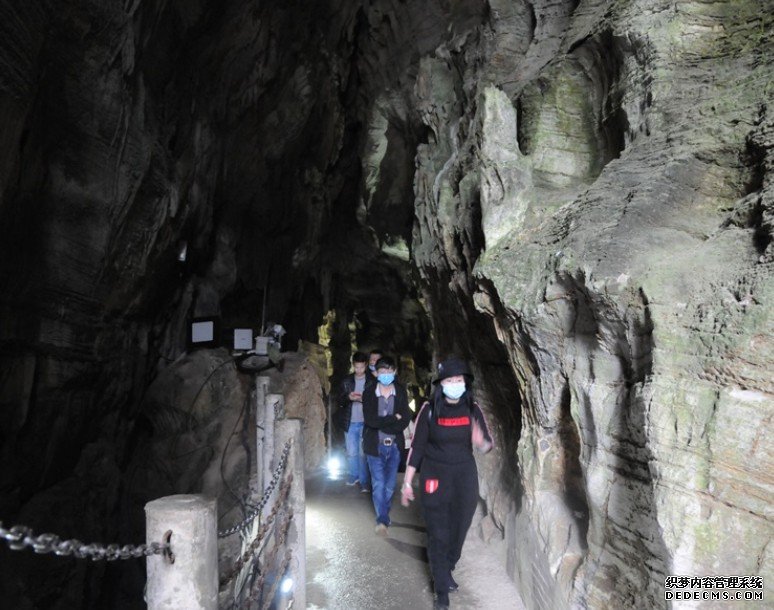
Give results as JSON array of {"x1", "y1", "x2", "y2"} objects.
[
  {"x1": 395, "y1": 413, "x2": 402, "y2": 420},
  {"x1": 349, "y1": 391, "x2": 361, "y2": 401},
  {"x1": 472, "y1": 420, "x2": 489, "y2": 451},
  {"x1": 400, "y1": 481, "x2": 414, "y2": 506}
]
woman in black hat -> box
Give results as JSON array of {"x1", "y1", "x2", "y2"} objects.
[{"x1": 400, "y1": 357, "x2": 493, "y2": 610}]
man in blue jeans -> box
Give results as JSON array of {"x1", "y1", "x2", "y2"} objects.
[
  {"x1": 337, "y1": 351, "x2": 372, "y2": 491},
  {"x1": 363, "y1": 356, "x2": 411, "y2": 535}
]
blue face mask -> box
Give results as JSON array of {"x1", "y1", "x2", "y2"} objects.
[
  {"x1": 369, "y1": 364, "x2": 376, "y2": 372},
  {"x1": 442, "y1": 381, "x2": 466, "y2": 400},
  {"x1": 377, "y1": 373, "x2": 395, "y2": 385}
]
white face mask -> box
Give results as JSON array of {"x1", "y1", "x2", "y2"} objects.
[{"x1": 442, "y1": 381, "x2": 466, "y2": 400}]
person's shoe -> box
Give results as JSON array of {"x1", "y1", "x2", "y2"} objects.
[
  {"x1": 345, "y1": 478, "x2": 359, "y2": 486},
  {"x1": 448, "y1": 574, "x2": 458, "y2": 592},
  {"x1": 433, "y1": 592, "x2": 450, "y2": 609},
  {"x1": 360, "y1": 486, "x2": 371, "y2": 493},
  {"x1": 375, "y1": 523, "x2": 388, "y2": 536}
]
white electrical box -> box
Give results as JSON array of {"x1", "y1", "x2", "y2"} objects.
[
  {"x1": 191, "y1": 320, "x2": 215, "y2": 343},
  {"x1": 254, "y1": 336, "x2": 270, "y2": 355},
  {"x1": 233, "y1": 328, "x2": 253, "y2": 351}
]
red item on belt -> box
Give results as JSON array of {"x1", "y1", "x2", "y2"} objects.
[{"x1": 425, "y1": 479, "x2": 439, "y2": 493}]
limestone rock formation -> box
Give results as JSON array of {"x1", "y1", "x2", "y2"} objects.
[
  {"x1": 404, "y1": 1, "x2": 774, "y2": 608},
  {"x1": 125, "y1": 347, "x2": 323, "y2": 521},
  {"x1": 262, "y1": 351, "x2": 328, "y2": 471}
]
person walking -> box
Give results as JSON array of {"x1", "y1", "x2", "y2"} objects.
[
  {"x1": 336, "y1": 351, "x2": 373, "y2": 492},
  {"x1": 400, "y1": 357, "x2": 493, "y2": 610},
  {"x1": 363, "y1": 356, "x2": 411, "y2": 535},
  {"x1": 368, "y1": 348, "x2": 383, "y2": 378}
]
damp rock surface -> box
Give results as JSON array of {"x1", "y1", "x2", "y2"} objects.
[{"x1": 405, "y1": 0, "x2": 774, "y2": 608}]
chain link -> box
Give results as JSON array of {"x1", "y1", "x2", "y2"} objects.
[
  {"x1": 1, "y1": 439, "x2": 293, "y2": 560},
  {"x1": 220, "y1": 473, "x2": 294, "y2": 588},
  {"x1": 238, "y1": 509, "x2": 294, "y2": 609},
  {"x1": 0, "y1": 523, "x2": 169, "y2": 561},
  {"x1": 218, "y1": 440, "x2": 293, "y2": 538},
  {"x1": 260, "y1": 550, "x2": 293, "y2": 610}
]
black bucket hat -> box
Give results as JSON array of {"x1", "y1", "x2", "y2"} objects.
[{"x1": 432, "y1": 357, "x2": 473, "y2": 384}]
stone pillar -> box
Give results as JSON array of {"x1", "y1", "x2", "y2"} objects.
[
  {"x1": 267, "y1": 393, "x2": 285, "y2": 420},
  {"x1": 262, "y1": 393, "x2": 277, "y2": 489},
  {"x1": 255, "y1": 376, "x2": 270, "y2": 490},
  {"x1": 274, "y1": 419, "x2": 306, "y2": 610},
  {"x1": 145, "y1": 495, "x2": 217, "y2": 610}
]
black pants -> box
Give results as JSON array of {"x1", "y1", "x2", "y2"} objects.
[{"x1": 420, "y1": 458, "x2": 478, "y2": 594}]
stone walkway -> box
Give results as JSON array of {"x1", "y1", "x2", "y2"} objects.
[{"x1": 306, "y1": 470, "x2": 526, "y2": 610}]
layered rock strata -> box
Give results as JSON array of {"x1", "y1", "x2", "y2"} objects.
[{"x1": 400, "y1": 0, "x2": 774, "y2": 607}]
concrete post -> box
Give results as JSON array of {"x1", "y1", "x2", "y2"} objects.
[
  {"x1": 256, "y1": 376, "x2": 270, "y2": 409},
  {"x1": 274, "y1": 419, "x2": 305, "y2": 610},
  {"x1": 145, "y1": 495, "x2": 217, "y2": 610},
  {"x1": 267, "y1": 393, "x2": 285, "y2": 420},
  {"x1": 262, "y1": 394, "x2": 279, "y2": 489},
  {"x1": 255, "y1": 376, "x2": 270, "y2": 490}
]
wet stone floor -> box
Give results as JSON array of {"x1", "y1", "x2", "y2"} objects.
[{"x1": 305, "y1": 470, "x2": 526, "y2": 610}]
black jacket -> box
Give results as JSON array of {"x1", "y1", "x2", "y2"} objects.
[
  {"x1": 362, "y1": 381, "x2": 411, "y2": 456},
  {"x1": 407, "y1": 398, "x2": 493, "y2": 467},
  {"x1": 334, "y1": 373, "x2": 374, "y2": 432}
]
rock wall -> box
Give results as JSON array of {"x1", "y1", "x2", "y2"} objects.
[
  {"x1": 0, "y1": 1, "x2": 361, "y2": 607},
  {"x1": 0, "y1": 0, "x2": 435, "y2": 605},
  {"x1": 400, "y1": 0, "x2": 774, "y2": 608}
]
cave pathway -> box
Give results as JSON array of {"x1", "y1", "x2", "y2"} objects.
[{"x1": 305, "y1": 470, "x2": 526, "y2": 610}]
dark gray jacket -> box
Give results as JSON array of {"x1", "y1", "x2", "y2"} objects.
[
  {"x1": 362, "y1": 381, "x2": 411, "y2": 456},
  {"x1": 334, "y1": 373, "x2": 374, "y2": 432}
]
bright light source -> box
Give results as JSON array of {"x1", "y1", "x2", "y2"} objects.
[
  {"x1": 408, "y1": 399, "x2": 416, "y2": 412},
  {"x1": 280, "y1": 577, "x2": 293, "y2": 594},
  {"x1": 326, "y1": 456, "x2": 342, "y2": 480},
  {"x1": 177, "y1": 241, "x2": 187, "y2": 262}
]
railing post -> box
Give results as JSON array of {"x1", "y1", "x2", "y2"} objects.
[
  {"x1": 263, "y1": 393, "x2": 281, "y2": 489},
  {"x1": 145, "y1": 495, "x2": 217, "y2": 610},
  {"x1": 268, "y1": 393, "x2": 285, "y2": 420},
  {"x1": 274, "y1": 419, "x2": 306, "y2": 609},
  {"x1": 255, "y1": 376, "x2": 270, "y2": 490}
]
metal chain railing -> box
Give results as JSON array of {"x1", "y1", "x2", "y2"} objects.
[
  {"x1": 218, "y1": 440, "x2": 292, "y2": 539},
  {"x1": 237, "y1": 508, "x2": 294, "y2": 610},
  {"x1": 220, "y1": 473, "x2": 294, "y2": 587},
  {"x1": 0, "y1": 522, "x2": 171, "y2": 561},
  {"x1": 259, "y1": 550, "x2": 293, "y2": 610}
]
